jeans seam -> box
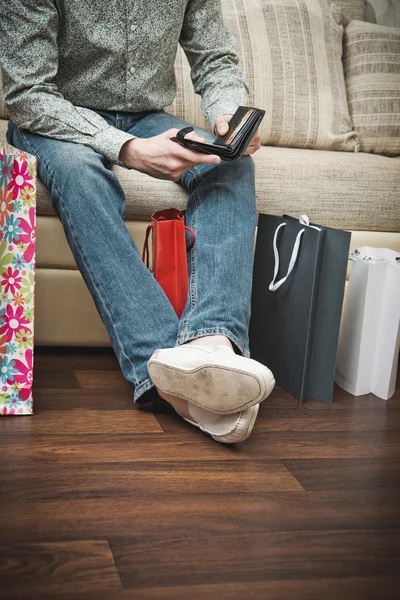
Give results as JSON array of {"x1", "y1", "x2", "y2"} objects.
[
  {"x1": 133, "y1": 377, "x2": 154, "y2": 401},
  {"x1": 16, "y1": 128, "x2": 142, "y2": 388},
  {"x1": 189, "y1": 167, "x2": 202, "y2": 185},
  {"x1": 178, "y1": 190, "x2": 199, "y2": 338},
  {"x1": 190, "y1": 159, "x2": 230, "y2": 189}
]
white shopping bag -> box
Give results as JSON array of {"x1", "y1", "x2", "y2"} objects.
[{"x1": 335, "y1": 247, "x2": 400, "y2": 400}]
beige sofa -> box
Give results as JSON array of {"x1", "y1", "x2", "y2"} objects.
[{"x1": 1, "y1": 0, "x2": 399, "y2": 346}]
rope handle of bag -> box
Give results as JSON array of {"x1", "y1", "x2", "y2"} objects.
[{"x1": 269, "y1": 215, "x2": 321, "y2": 292}]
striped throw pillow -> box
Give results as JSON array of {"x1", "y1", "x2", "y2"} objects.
[
  {"x1": 331, "y1": 0, "x2": 366, "y2": 26},
  {"x1": 168, "y1": 0, "x2": 358, "y2": 151},
  {"x1": 343, "y1": 20, "x2": 400, "y2": 156}
]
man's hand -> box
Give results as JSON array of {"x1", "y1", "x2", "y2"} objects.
[
  {"x1": 214, "y1": 113, "x2": 261, "y2": 155},
  {"x1": 119, "y1": 129, "x2": 220, "y2": 181}
]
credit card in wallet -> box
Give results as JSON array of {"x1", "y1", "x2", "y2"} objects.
[
  {"x1": 170, "y1": 106, "x2": 265, "y2": 162},
  {"x1": 215, "y1": 107, "x2": 257, "y2": 146}
]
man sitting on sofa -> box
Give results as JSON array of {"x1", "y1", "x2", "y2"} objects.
[{"x1": 0, "y1": 0, "x2": 275, "y2": 443}]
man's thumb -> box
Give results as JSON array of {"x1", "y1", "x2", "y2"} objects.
[{"x1": 218, "y1": 121, "x2": 229, "y2": 135}]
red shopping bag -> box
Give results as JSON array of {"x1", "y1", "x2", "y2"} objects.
[{"x1": 142, "y1": 208, "x2": 195, "y2": 318}]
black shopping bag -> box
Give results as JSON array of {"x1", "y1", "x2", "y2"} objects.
[{"x1": 249, "y1": 214, "x2": 351, "y2": 403}]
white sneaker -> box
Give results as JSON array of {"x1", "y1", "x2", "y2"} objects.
[
  {"x1": 148, "y1": 344, "x2": 275, "y2": 414},
  {"x1": 184, "y1": 403, "x2": 259, "y2": 444}
]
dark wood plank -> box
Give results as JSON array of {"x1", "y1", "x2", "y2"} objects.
[
  {"x1": 33, "y1": 389, "x2": 135, "y2": 411},
  {"x1": 110, "y1": 529, "x2": 400, "y2": 589},
  {"x1": 9, "y1": 577, "x2": 400, "y2": 600},
  {"x1": 8, "y1": 577, "x2": 400, "y2": 600},
  {"x1": 0, "y1": 540, "x2": 121, "y2": 597},
  {"x1": 1, "y1": 491, "x2": 399, "y2": 544},
  {"x1": 0, "y1": 460, "x2": 303, "y2": 503},
  {"x1": 75, "y1": 370, "x2": 133, "y2": 391},
  {"x1": 1, "y1": 348, "x2": 398, "y2": 597},
  {"x1": 0, "y1": 409, "x2": 163, "y2": 435},
  {"x1": 2, "y1": 430, "x2": 398, "y2": 460},
  {"x1": 282, "y1": 458, "x2": 400, "y2": 491},
  {"x1": 32, "y1": 368, "x2": 81, "y2": 389},
  {"x1": 34, "y1": 347, "x2": 120, "y2": 371},
  {"x1": 255, "y1": 410, "x2": 400, "y2": 431}
]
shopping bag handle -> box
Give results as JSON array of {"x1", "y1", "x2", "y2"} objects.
[
  {"x1": 269, "y1": 216, "x2": 321, "y2": 292},
  {"x1": 269, "y1": 223, "x2": 305, "y2": 291},
  {"x1": 141, "y1": 224, "x2": 195, "y2": 269},
  {"x1": 142, "y1": 224, "x2": 153, "y2": 268},
  {"x1": 185, "y1": 226, "x2": 196, "y2": 250}
]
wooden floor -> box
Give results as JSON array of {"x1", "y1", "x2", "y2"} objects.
[{"x1": 1, "y1": 348, "x2": 399, "y2": 600}]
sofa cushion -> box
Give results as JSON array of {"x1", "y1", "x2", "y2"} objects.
[
  {"x1": 167, "y1": 0, "x2": 358, "y2": 152},
  {"x1": 252, "y1": 146, "x2": 399, "y2": 232},
  {"x1": 343, "y1": 20, "x2": 400, "y2": 157},
  {"x1": 331, "y1": 0, "x2": 366, "y2": 25},
  {"x1": 34, "y1": 268, "x2": 111, "y2": 346},
  {"x1": 1, "y1": 118, "x2": 398, "y2": 232},
  {"x1": 35, "y1": 214, "x2": 400, "y2": 274},
  {"x1": 36, "y1": 216, "x2": 151, "y2": 270},
  {"x1": 3, "y1": 118, "x2": 399, "y2": 233}
]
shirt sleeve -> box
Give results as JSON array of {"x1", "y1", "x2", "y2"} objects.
[
  {"x1": 0, "y1": 0, "x2": 134, "y2": 164},
  {"x1": 179, "y1": 0, "x2": 249, "y2": 130}
]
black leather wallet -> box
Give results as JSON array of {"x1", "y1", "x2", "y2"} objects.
[{"x1": 170, "y1": 106, "x2": 265, "y2": 162}]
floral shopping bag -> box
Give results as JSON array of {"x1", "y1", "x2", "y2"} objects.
[{"x1": 0, "y1": 143, "x2": 36, "y2": 415}]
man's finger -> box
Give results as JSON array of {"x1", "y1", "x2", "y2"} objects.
[
  {"x1": 184, "y1": 130, "x2": 206, "y2": 143},
  {"x1": 200, "y1": 154, "x2": 220, "y2": 164},
  {"x1": 216, "y1": 122, "x2": 229, "y2": 135},
  {"x1": 188, "y1": 152, "x2": 221, "y2": 165},
  {"x1": 164, "y1": 128, "x2": 180, "y2": 138},
  {"x1": 171, "y1": 142, "x2": 220, "y2": 165},
  {"x1": 215, "y1": 113, "x2": 233, "y2": 136}
]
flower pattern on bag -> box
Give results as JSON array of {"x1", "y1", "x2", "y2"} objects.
[
  {"x1": 18, "y1": 208, "x2": 36, "y2": 263},
  {"x1": 3, "y1": 214, "x2": 23, "y2": 244},
  {"x1": 8, "y1": 159, "x2": 34, "y2": 200},
  {"x1": 0, "y1": 155, "x2": 13, "y2": 189},
  {"x1": 0, "y1": 355, "x2": 18, "y2": 383},
  {"x1": 0, "y1": 295, "x2": 31, "y2": 343},
  {"x1": 20, "y1": 272, "x2": 35, "y2": 304},
  {"x1": 20, "y1": 186, "x2": 35, "y2": 208},
  {"x1": 0, "y1": 145, "x2": 36, "y2": 416},
  {"x1": 0, "y1": 187, "x2": 14, "y2": 227},
  {"x1": 1, "y1": 267, "x2": 22, "y2": 294}
]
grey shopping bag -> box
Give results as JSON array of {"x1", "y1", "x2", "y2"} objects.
[{"x1": 249, "y1": 214, "x2": 351, "y2": 403}]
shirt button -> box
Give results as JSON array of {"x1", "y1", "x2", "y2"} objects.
[
  {"x1": 130, "y1": 24, "x2": 136, "y2": 32},
  {"x1": 130, "y1": 66, "x2": 136, "y2": 74}
]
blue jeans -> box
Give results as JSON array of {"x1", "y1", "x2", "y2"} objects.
[{"x1": 7, "y1": 110, "x2": 257, "y2": 403}]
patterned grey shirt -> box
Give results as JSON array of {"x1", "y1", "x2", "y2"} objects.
[{"x1": 0, "y1": 0, "x2": 249, "y2": 164}]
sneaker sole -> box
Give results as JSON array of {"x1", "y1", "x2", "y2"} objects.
[{"x1": 148, "y1": 360, "x2": 275, "y2": 414}]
